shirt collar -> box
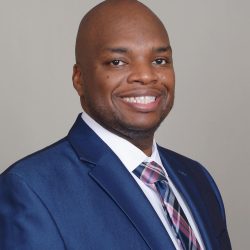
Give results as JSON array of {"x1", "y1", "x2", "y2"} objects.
[{"x1": 81, "y1": 111, "x2": 163, "y2": 172}]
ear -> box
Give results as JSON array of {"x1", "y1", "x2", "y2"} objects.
[{"x1": 72, "y1": 64, "x2": 84, "y2": 96}]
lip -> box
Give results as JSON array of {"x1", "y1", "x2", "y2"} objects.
[
  {"x1": 116, "y1": 88, "x2": 165, "y2": 112},
  {"x1": 121, "y1": 96, "x2": 161, "y2": 112},
  {"x1": 115, "y1": 88, "x2": 167, "y2": 113},
  {"x1": 118, "y1": 88, "x2": 162, "y2": 98}
]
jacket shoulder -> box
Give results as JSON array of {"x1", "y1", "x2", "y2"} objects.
[
  {"x1": 1, "y1": 137, "x2": 76, "y2": 180},
  {"x1": 158, "y1": 145, "x2": 227, "y2": 221},
  {"x1": 158, "y1": 145, "x2": 201, "y2": 168}
]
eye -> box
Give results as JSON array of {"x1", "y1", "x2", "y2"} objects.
[
  {"x1": 110, "y1": 60, "x2": 125, "y2": 66},
  {"x1": 152, "y1": 58, "x2": 168, "y2": 65}
]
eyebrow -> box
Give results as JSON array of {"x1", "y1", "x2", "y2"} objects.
[
  {"x1": 104, "y1": 45, "x2": 172, "y2": 54},
  {"x1": 154, "y1": 45, "x2": 172, "y2": 53},
  {"x1": 105, "y1": 47, "x2": 128, "y2": 53}
]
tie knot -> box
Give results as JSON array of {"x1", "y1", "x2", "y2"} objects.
[{"x1": 133, "y1": 161, "x2": 166, "y2": 185}]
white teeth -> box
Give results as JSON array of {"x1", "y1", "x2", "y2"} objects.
[{"x1": 123, "y1": 96, "x2": 156, "y2": 104}]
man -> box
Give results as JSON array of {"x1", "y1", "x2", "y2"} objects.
[{"x1": 0, "y1": 0, "x2": 231, "y2": 249}]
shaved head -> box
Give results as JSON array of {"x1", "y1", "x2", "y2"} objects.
[
  {"x1": 75, "y1": 0, "x2": 168, "y2": 65},
  {"x1": 72, "y1": 0, "x2": 175, "y2": 155}
]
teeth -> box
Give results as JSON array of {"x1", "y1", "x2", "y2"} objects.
[{"x1": 123, "y1": 96, "x2": 156, "y2": 104}]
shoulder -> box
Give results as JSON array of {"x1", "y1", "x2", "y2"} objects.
[
  {"x1": 158, "y1": 145, "x2": 212, "y2": 175},
  {"x1": 157, "y1": 145, "x2": 195, "y2": 162},
  {"x1": 158, "y1": 145, "x2": 202, "y2": 171},
  {"x1": 0, "y1": 135, "x2": 87, "y2": 215},
  {"x1": 0, "y1": 137, "x2": 78, "y2": 187},
  {"x1": 0, "y1": 140, "x2": 68, "y2": 250},
  {"x1": 158, "y1": 145, "x2": 227, "y2": 221}
]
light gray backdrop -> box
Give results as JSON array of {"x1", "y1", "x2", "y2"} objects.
[{"x1": 0, "y1": 0, "x2": 249, "y2": 249}]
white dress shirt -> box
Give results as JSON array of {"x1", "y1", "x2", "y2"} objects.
[{"x1": 81, "y1": 111, "x2": 204, "y2": 250}]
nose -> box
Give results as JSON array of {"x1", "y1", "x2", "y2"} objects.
[{"x1": 127, "y1": 62, "x2": 158, "y2": 85}]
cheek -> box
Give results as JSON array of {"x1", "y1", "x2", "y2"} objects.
[
  {"x1": 87, "y1": 77, "x2": 114, "y2": 106},
  {"x1": 161, "y1": 70, "x2": 175, "y2": 90},
  {"x1": 88, "y1": 67, "x2": 127, "y2": 105}
]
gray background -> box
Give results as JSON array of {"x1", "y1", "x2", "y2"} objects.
[{"x1": 0, "y1": 0, "x2": 249, "y2": 248}]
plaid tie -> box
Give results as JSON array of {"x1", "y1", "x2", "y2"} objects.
[{"x1": 133, "y1": 161, "x2": 201, "y2": 250}]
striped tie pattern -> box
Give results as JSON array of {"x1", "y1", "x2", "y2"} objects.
[{"x1": 133, "y1": 161, "x2": 201, "y2": 250}]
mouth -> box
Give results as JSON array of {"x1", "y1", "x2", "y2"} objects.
[
  {"x1": 122, "y1": 96, "x2": 156, "y2": 104},
  {"x1": 119, "y1": 94, "x2": 162, "y2": 113}
]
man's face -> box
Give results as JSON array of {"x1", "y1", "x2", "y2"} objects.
[{"x1": 73, "y1": 15, "x2": 175, "y2": 141}]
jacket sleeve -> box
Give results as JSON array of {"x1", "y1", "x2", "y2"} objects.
[{"x1": 0, "y1": 173, "x2": 66, "y2": 250}]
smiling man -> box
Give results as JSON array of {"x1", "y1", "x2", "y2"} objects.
[
  {"x1": 0, "y1": 1, "x2": 231, "y2": 250},
  {"x1": 72, "y1": 1, "x2": 175, "y2": 157}
]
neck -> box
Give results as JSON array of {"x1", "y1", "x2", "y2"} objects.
[
  {"x1": 82, "y1": 109, "x2": 155, "y2": 156},
  {"x1": 127, "y1": 135, "x2": 154, "y2": 157}
]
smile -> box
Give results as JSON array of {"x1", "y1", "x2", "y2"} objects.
[{"x1": 122, "y1": 96, "x2": 156, "y2": 104}]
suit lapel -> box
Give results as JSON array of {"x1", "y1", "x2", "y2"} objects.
[
  {"x1": 158, "y1": 146, "x2": 219, "y2": 250},
  {"x1": 67, "y1": 115, "x2": 175, "y2": 250},
  {"x1": 89, "y1": 155, "x2": 175, "y2": 250}
]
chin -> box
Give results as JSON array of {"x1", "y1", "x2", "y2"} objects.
[
  {"x1": 123, "y1": 119, "x2": 162, "y2": 134},
  {"x1": 126, "y1": 114, "x2": 166, "y2": 130}
]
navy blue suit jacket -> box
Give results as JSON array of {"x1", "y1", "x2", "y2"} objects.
[{"x1": 0, "y1": 115, "x2": 231, "y2": 250}]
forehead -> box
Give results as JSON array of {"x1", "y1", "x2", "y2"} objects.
[
  {"x1": 76, "y1": 2, "x2": 170, "y2": 62},
  {"x1": 92, "y1": 17, "x2": 169, "y2": 52}
]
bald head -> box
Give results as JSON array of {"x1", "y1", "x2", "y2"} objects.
[
  {"x1": 72, "y1": 0, "x2": 175, "y2": 154},
  {"x1": 75, "y1": 0, "x2": 168, "y2": 64}
]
